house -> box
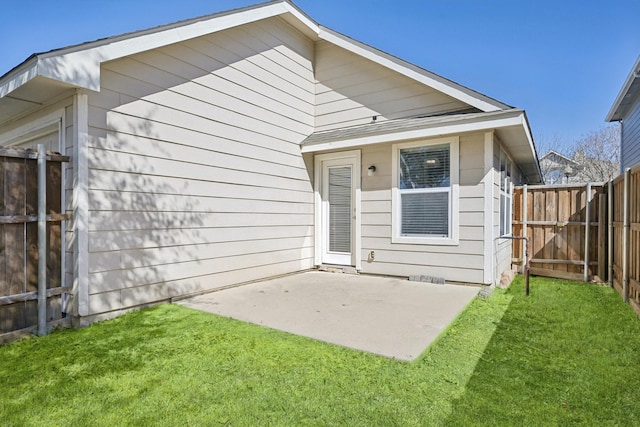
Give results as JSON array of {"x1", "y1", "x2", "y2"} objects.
[
  {"x1": 0, "y1": 0, "x2": 541, "y2": 325},
  {"x1": 607, "y1": 55, "x2": 640, "y2": 171},
  {"x1": 539, "y1": 150, "x2": 581, "y2": 184}
]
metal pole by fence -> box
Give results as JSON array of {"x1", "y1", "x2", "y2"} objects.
[
  {"x1": 522, "y1": 184, "x2": 528, "y2": 273},
  {"x1": 37, "y1": 144, "x2": 47, "y2": 336}
]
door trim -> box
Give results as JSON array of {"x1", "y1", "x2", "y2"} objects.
[{"x1": 314, "y1": 150, "x2": 361, "y2": 270}]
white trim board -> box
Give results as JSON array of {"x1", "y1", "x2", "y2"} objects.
[
  {"x1": 73, "y1": 90, "x2": 90, "y2": 317},
  {"x1": 313, "y1": 150, "x2": 362, "y2": 270},
  {"x1": 0, "y1": 108, "x2": 65, "y2": 146},
  {"x1": 482, "y1": 131, "x2": 494, "y2": 285},
  {"x1": 391, "y1": 136, "x2": 460, "y2": 246}
]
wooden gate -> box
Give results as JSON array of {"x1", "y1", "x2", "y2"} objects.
[
  {"x1": 512, "y1": 183, "x2": 606, "y2": 282},
  {"x1": 0, "y1": 147, "x2": 69, "y2": 344}
]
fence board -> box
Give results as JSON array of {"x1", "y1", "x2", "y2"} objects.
[
  {"x1": 0, "y1": 148, "x2": 69, "y2": 339},
  {"x1": 521, "y1": 164, "x2": 640, "y2": 317},
  {"x1": 513, "y1": 184, "x2": 604, "y2": 282}
]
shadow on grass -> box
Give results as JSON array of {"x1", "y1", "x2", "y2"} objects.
[
  {"x1": 20, "y1": 278, "x2": 635, "y2": 426},
  {"x1": 2, "y1": 291, "x2": 520, "y2": 426},
  {"x1": 444, "y1": 276, "x2": 640, "y2": 426}
]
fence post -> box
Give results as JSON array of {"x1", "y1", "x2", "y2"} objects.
[
  {"x1": 522, "y1": 184, "x2": 528, "y2": 273},
  {"x1": 608, "y1": 180, "x2": 613, "y2": 287},
  {"x1": 37, "y1": 144, "x2": 47, "y2": 336},
  {"x1": 598, "y1": 190, "x2": 606, "y2": 280},
  {"x1": 623, "y1": 168, "x2": 631, "y2": 302},
  {"x1": 584, "y1": 183, "x2": 592, "y2": 282}
]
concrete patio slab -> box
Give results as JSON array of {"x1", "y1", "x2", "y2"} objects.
[{"x1": 178, "y1": 271, "x2": 480, "y2": 361}]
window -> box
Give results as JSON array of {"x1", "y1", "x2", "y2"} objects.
[
  {"x1": 499, "y1": 148, "x2": 513, "y2": 236},
  {"x1": 392, "y1": 138, "x2": 459, "y2": 245}
]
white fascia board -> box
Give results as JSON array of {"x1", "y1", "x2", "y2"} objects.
[
  {"x1": 279, "y1": 2, "x2": 320, "y2": 37},
  {"x1": 301, "y1": 113, "x2": 524, "y2": 153},
  {"x1": 318, "y1": 28, "x2": 505, "y2": 113},
  {"x1": 3, "y1": 1, "x2": 305, "y2": 95},
  {"x1": 0, "y1": 58, "x2": 39, "y2": 98},
  {"x1": 517, "y1": 111, "x2": 542, "y2": 180},
  {"x1": 606, "y1": 55, "x2": 640, "y2": 122}
]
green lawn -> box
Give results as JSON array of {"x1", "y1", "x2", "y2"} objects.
[{"x1": 1, "y1": 276, "x2": 639, "y2": 426}]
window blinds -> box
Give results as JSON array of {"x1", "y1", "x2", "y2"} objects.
[{"x1": 328, "y1": 166, "x2": 351, "y2": 253}]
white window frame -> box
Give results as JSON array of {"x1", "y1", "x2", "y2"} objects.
[
  {"x1": 500, "y1": 178, "x2": 514, "y2": 237},
  {"x1": 392, "y1": 137, "x2": 459, "y2": 245},
  {"x1": 499, "y1": 147, "x2": 514, "y2": 237}
]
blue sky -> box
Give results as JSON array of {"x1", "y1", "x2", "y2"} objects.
[{"x1": 1, "y1": 0, "x2": 638, "y2": 154}]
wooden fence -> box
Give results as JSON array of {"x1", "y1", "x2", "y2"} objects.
[
  {"x1": 513, "y1": 166, "x2": 640, "y2": 317},
  {"x1": 610, "y1": 167, "x2": 640, "y2": 316},
  {"x1": 0, "y1": 146, "x2": 69, "y2": 344},
  {"x1": 513, "y1": 183, "x2": 606, "y2": 282}
]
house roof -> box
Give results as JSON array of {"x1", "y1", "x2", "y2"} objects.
[
  {"x1": 606, "y1": 55, "x2": 640, "y2": 122},
  {"x1": 0, "y1": 0, "x2": 509, "y2": 124},
  {"x1": 302, "y1": 109, "x2": 543, "y2": 184},
  {"x1": 539, "y1": 150, "x2": 579, "y2": 166},
  {"x1": 0, "y1": 0, "x2": 541, "y2": 183}
]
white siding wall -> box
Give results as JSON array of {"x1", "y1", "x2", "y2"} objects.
[
  {"x1": 621, "y1": 97, "x2": 640, "y2": 170},
  {"x1": 359, "y1": 133, "x2": 487, "y2": 284},
  {"x1": 86, "y1": 17, "x2": 316, "y2": 315},
  {"x1": 314, "y1": 41, "x2": 471, "y2": 132}
]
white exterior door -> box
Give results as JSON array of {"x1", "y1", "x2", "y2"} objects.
[{"x1": 315, "y1": 151, "x2": 361, "y2": 267}]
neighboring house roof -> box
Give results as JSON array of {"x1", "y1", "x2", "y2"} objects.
[
  {"x1": 0, "y1": 0, "x2": 541, "y2": 182},
  {"x1": 539, "y1": 150, "x2": 580, "y2": 166},
  {"x1": 606, "y1": 55, "x2": 640, "y2": 122}
]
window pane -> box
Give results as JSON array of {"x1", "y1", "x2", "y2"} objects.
[
  {"x1": 401, "y1": 191, "x2": 449, "y2": 236},
  {"x1": 400, "y1": 144, "x2": 450, "y2": 189},
  {"x1": 328, "y1": 166, "x2": 351, "y2": 252}
]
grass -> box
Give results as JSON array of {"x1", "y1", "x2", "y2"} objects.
[
  {"x1": 446, "y1": 277, "x2": 640, "y2": 426},
  {"x1": 1, "y1": 276, "x2": 639, "y2": 426}
]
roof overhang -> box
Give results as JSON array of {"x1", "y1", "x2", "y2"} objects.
[
  {"x1": 606, "y1": 55, "x2": 640, "y2": 122},
  {"x1": 0, "y1": 1, "x2": 314, "y2": 97},
  {"x1": 301, "y1": 110, "x2": 542, "y2": 184},
  {"x1": 0, "y1": 0, "x2": 510, "y2": 125}
]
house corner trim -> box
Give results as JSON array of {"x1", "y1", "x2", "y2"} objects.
[
  {"x1": 483, "y1": 131, "x2": 495, "y2": 284},
  {"x1": 73, "y1": 89, "x2": 90, "y2": 317}
]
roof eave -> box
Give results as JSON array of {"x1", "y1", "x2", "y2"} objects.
[
  {"x1": 0, "y1": 1, "x2": 315, "y2": 97},
  {"x1": 301, "y1": 110, "x2": 542, "y2": 183},
  {"x1": 606, "y1": 55, "x2": 640, "y2": 122},
  {"x1": 0, "y1": 0, "x2": 514, "y2": 116},
  {"x1": 317, "y1": 26, "x2": 511, "y2": 113},
  {"x1": 0, "y1": 56, "x2": 39, "y2": 98}
]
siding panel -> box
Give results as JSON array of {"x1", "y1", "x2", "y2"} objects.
[
  {"x1": 89, "y1": 258, "x2": 314, "y2": 315},
  {"x1": 89, "y1": 225, "x2": 314, "y2": 252},
  {"x1": 359, "y1": 134, "x2": 487, "y2": 284},
  {"x1": 86, "y1": 18, "x2": 315, "y2": 315},
  {"x1": 314, "y1": 41, "x2": 471, "y2": 131},
  {"x1": 621, "y1": 98, "x2": 640, "y2": 169}
]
